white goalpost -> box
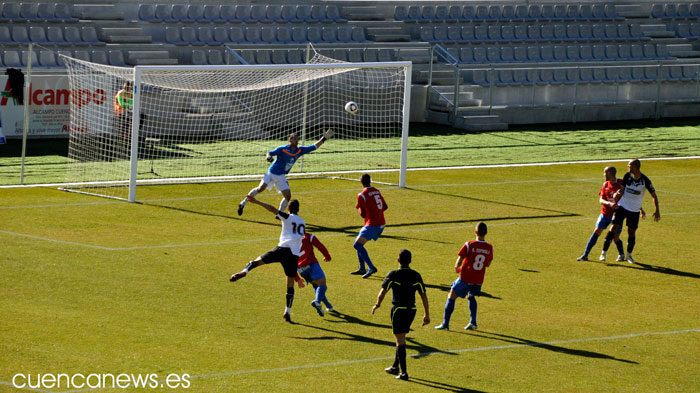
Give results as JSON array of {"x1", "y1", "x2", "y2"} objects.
[{"x1": 60, "y1": 52, "x2": 411, "y2": 202}]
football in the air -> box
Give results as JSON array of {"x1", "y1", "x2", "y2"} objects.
[{"x1": 344, "y1": 101, "x2": 358, "y2": 115}]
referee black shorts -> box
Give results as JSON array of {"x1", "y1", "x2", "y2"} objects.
[
  {"x1": 260, "y1": 246, "x2": 299, "y2": 278},
  {"x1": 390, "y1": 306, "x2": 417, "y2": 335},
  {"x1": 611, "y1": 206, "x2": 641, "y2": 230}
]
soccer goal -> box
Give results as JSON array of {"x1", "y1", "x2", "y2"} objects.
[{"x1": 60, "y1": 52, "x2": 411, "y2": 202}]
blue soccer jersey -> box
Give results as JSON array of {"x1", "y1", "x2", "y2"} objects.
[{"x1": 268, "y1": 144, "x2": 317, "y2": 175}]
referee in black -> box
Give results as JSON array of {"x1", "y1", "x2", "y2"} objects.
[{"x1": 371, "y1": 249, "x2": 430, "y2": 381}]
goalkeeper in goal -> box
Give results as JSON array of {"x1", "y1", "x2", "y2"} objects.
[{"x1": 238, "y1": 130, "x2": 333, "y2": 216}]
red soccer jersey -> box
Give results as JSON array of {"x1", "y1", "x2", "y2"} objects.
[
  {"x1": 458, "y1": 240, "x2": 493, "y2": 285},
  {"x1": 356, "y1": 186, "x2": 388, "y2": 227},
  {"x1": 297, "y1": 233, "x2": 331, "y2": 268},
  {"x1": 599, "y1": 179, "x2": 622, "y2": 217}
]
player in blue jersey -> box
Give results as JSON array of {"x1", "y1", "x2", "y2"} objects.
[{"x1": 237, "y1": 130, "x2": 333, "y2": 216}]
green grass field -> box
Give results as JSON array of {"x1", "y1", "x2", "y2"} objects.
[{"x1": 1, "y1": 155, "x2": 699, "y2": 392}]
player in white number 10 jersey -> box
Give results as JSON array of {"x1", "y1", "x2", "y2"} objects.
[
  {"x1": 435, "y1": 222, "x2": 493, "y2": 331},
  {"x1": 229, "y1": 197, "x2": 306, "y2": 323}
]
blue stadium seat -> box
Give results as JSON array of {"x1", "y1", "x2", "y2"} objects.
[
  {"x1": 645, "y1": 66, "x2": 659, "y2": 80},
  {"x1": 139, "y1": 4, "x2": 156, "y2": 21},
  {"x1": 501, "y1": 25, "x2": 515, "y2": 41},
  {"x1": 260, "y1": 26, "x2": 276, "y2": 43},
  {"x1": 0, "y1": 27, "x2": 14, "y2": 44},
  {"x1": 212, "y1": 27, "x2": 228, "y2": 44},
  {"x1": 307, "y1": 26, "x2": 322, "y2": 43},
  {"x1": 377, "y1": 48, "x2": 395, "y2": 62},
  {"x1": 605, "y1": 45, "x2": 619, "y2": 59},
  {"x1": 321, "y1": 26, "x2": 337, "y2": 42},
  {"x1": 154, "y1": 4, "x2": 170, "y2": 21},
  {"x1": 618, "y1": 44, "x2": 632, "y2": 59},
  {"x1": 265, "y1": 5, "x2": 282, "y2": 22},
  {"x1": 29, "y1": 26, "x2": 49, "y2": 44},
  {"x1": 394, "y1": 5, "x2": 409, "y2": 21},
  {"x1": 197, "y1": 27, "x2": 215, "y2": 44},
  {"x1": 488, "y1": 5, "x2": 501, "y2": 20},
  {"x1": 180, "y1": 27, "x2": 197, "y2": 44},
  {"x1": 11, "y1": 26, "x2": 30, "y2": 44},
  {"x1": 348, "y1": 48, "x2": 363, "y2": 62},
  {"x1": 566, "y1": 45, "x2": 580, "y2": 60},
  {"x1": 91, "y1": 50, "x2": 108, "y2": 65},
  {"x1": 553, "y1": 68, "x2": 568, "y2": 84},
  {"x1": 277, "y1": 26, "x2": 292, "y2": 43},
  {"x1": 351, "y1": 26, "x2": 366, "y2": 42},
  {"x1": 528, "y1": 5, "x2": 541, "y2": 20},
  {"x1": 579, "y1": 24, "x2": 593, "y2": 39},
  {"x1": 447, "y1": 26, "x2": 462, "y2": 42},
  {"x1": 566, "y1": 24, "x2": 580, "y2": 40},
  {"x1": 475, "y1": 5, "x2": 488, "y2": 21},
  {"x1": 553, "y1": 24, "x2": 567, "y2": 40},
  {"x1": 37, "y1": 3, "x2": 56, "y2": 21},
  {"x1": 296, "y1": 5, "x2": 312, "y2": 22},
  {"x1": 219, "y1": 5, "x2": 235, "y2": 22},
  {"x1": 234, "y1": 5, "x2": 251, "y2": 22},
  {"x1": 281, "y1": 5, "x2": 296, "y2": 22},
  {"x1": 566, "y1": 5, "x2": 580, "y2": 20},
  {"x1": 459, "y1": 47, "x2": 473, "y2": 63},
  {"x1": 447, "y1": 5, "x2": 461, "y2": 21},
  {"x1": 541, "y1": 24, "x2": 555, "y2": 40},
  {"x1": 271, "y1": 50, "x2": 288, "y2": 64},
  {"x1": 326, "y1": 5, "x2": 345, "y2": 22},
  {"x1": 56, "y1": 50, "x2": 71, "y2": 67},
  {"x1": 420, "y1": 6, "x2": 436, "y2": 22},
  {"x1": 54, "y1": 3, "x2": 77, "y2": 22},
  {"x1": 461, "y1": 25, "x2": 475, "y2": 41},
  {"x1": 591, "y1": 4, "x2": 606, "y2": 20},
  {"x1": 244, "y1": 26, "x2": 262, "y2": 43},
  {"x1": 682, "y1": 65, "x2": 698, "y2": 80},
  {"x1": 538, "y1": 68, "x2": 554, "y2": 84},
  {"x1": 604, "y1": 24, "x2": 618, "y2": 39},
  {"x1": 591, "y1": 68, "x2": 606, "y2": 82},
  {"x1": 309, "y1": 5, "x2": 325, "y2": 22},
  {"x1": 691, "y1": 4, "x2": 700, "y2": 17},
  {"x1": 473, "y1": 47, "x2": 487, "y2": 62},
  {"x1": 592, "y1": 44, "x2": 606, "y2": 60},
  {"x1": 64, "y1": 26, "x2": 82, "y2": 44},
  {"x1": 579, "y1": 45, "x2": 593, "y2": 60},
  {"x1": 664, "y1": 4, "x2": 678, "y2": 19},
  {"x1": 651, "y1": 4, "x2": 664, "y2": 19},
  {"x1": 434, "y1": 5, "x2": 449, "y2": 22},
  {"x1": 208, "y1": 50, "x2": 224, "y2": 65},
  {"x1": 291, "y1": 27, "x2": 306, "y2": 43},
  {"x1": 73, "y1": 50, "x2": 90, "y2": 62},
  {"x1": 579, "y1": 5, "x2": 593, "y2": 20},
  {"x1": 462, "y1": 6, "x2": 476, "y2": 20},
  {"x1": 256, "y1": 50, "x2": 271, "y2": 64},
  {"x1": 229, "y1": 27, "x2": 244, "y2": 43},
  {"x1": 20, "y1": 3, "x2": 41, "y2": 21},
  {"x1": 203, "y1": 5, "x2": 221, "y2": 22},
  {"x1": 527, "y1": 25, "x2": 541, "y2": 40},
  {"x1": 486, "y1": 46, "x2": 500, "y2": 62},
  {"x1": 474, "y1": 25, "x2": 488, "y2": 41},
  {"x1": 501, "y1": 46, "x2": 515, "y2": 62},
  {"x1": 434, "y1": 25, "x2": 448, "y2": 41},
  {"x1": 502, "y1": 5, "x2": 516, "y2": 20},
  {"x1": 514, "y1": 24, "x2": 528, "y2": 41},
  {"x1": 487, "y1": 25, "x2": 502, "y2": 41},
  {"x1": 496, "y1": 69, "x2": 514, "y2": 86},
  {"x1": 631, "y1": 66, "x2": 646, "y2": 81},
  {"x1": 187, "y1": 4, "x2": 204, "y2": 22},
  {"x1": 364, "y1": 48, "x2": 379, "y2": 62},
  {"x1": 513, "y1": 46, "x2": 528, "y2": 62},
  {"x1": 618, "y1": 66, "x2": 633, "y2": 81},
  {"x1": 472, "y1": 69, "x2": 490, "y2": 86},
  {"x1": 513, "y1": 69, "x2": 528, "y2": 84},
  {"x1": 3, "y1": 50, "x2": 21, "y2": 67},
  {"x1": 81, "y1": 27, "x2": 102, "y2": 45},
  {"x1": 250, "y1": 5, "x2": 266, "y2": 22},
  {"x1": 630, "y1": 44, "x2": 645, "y2": 59},
  {"x1": 191, "y1": 49, "x2": 207, "y2": 65},
  {"x1": 553, "y1": 45, "x2": 567, "y2": 61},
  {"x1": 541, "y1": 5, "x2": 555, "y2": 20},
  {"x1": 540, "y1": 46, "x2": 554, "y2": 61},
  {"x1": 287, "y1": 49, "x2": 302, "y2": 64},
  {"x1": 420, "y1": 26, "x2": 434, "y2": 42},
  {"x1": 38, "y1": 50, "x2": 58, "y2": 68},
  {"x1": 109, "y1": 50, "x2": 126, "y2": 66},
  {"x1": 592, "y1": 24, "x2": 606, "y2": 40},
  {"x1": 170, "y1": 4, "x2": 187, "y2": 22},
  {"x1": 405, "y1": 5, "x2": 420, "y2": 21},
  {"x1": 2, "y1": 3, "x2": 20, "y2": 21},
  {"x1": 514, "y1": 5, "x2": 527, "y2": 20},
  {"x1": 165, "y1": 27, "x2": 182, "y2": 45},
  {"x1": 605, "y1": 67, "x2": 620, "y2": 82},
  {"x1": 553, "y1": 5, "x2": 567, "y2": 19}
]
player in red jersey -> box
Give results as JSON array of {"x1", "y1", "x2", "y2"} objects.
[
  {"x1": 577, "y1": 166, "x2": 625, "y2": 261},
  {"x1": 297, "y1": 233, "x2": 334, "y2": 316},
  {"x1": 351, "y1": 174, "x2": 388, "y2": 279},
  {"x1": 435, "y1": 222, "x2": 493, "y2": 331}
]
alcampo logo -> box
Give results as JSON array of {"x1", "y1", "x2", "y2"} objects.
[{"x1": 0, "y1": 80, "x2": 107, "y2": 108}]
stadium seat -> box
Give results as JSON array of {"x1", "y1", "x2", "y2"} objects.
[
  {"x1": 291, "y1": 27, "x2": 306, "y2": 43},
  {"x1": 29, "y1": 26, "x2": 49, "y2": 44},
  {"x1": 2, "y1": 2, "x2": 20, "y2": 21},
  {"x1": 20, "y1": 3, "x2": 40, "y2": 21},
  {"x1": 630, "y1": 44, "x2": 645, "y2": 59},
  {"x1": 309, "y1": 5, "x2": 325, "y2": 22},
  {"x1": 460, "y1": 47, "x2": 474, "y2": 63},
  {"x1": 234, "y1": 5, "x2": 252, "y2": 22},
  {"x1": 138, "y1": 4, "x2": 156, "y2": 21},
  {"x1": 472, "y1": 69, "x2": 490, "y2": 86},
  {"x1": 682, "y1": 65, "x2": 697, "y2": 80},
  {"x1": 553, "y1": 4, "x2": 566, "y2": 19},
  {"x1": 592, "y1": 24, "x2": 606, "y2": 40},
  {"x1": 579, "y1": 67, "x2": 594, "y2": 83},
  {"x1": 394, "y1": 5, "x2": 408, "y2": 21},
  {"x1": 229, "y1": 27, "x2": 244, "y2": 43},
  {"x1": 553, "y1": 24, "x2": 567, "y2": 40},
  {"x1": 187, "y1": 4, "x2": 204, "y2": 22},
  {"x1": 447, "y1": 26, "x2": 462, "y2": 42},
  {"x1": 54, "y1": 3, "x2": 76, "y2": 22},
  {"x1": 11, "y1": 26, "x2": 30, "y2": 44},
  {"x1": 486, "y1": 46, "x2": 500, "y2": 62},
  {"x1": 496, "y1": 69, "x2": 514, "y2": 86},
  {"x1": 474, "y1": 25, "x2": 488, "y2": 41},
  {"x1": 208, "y1": 50, "x2": 223, "y2": 65},
  {"x1": 566, "y1": 24, "x2": 580, "y2": 40},
  {"x1": 645, "y1": 66, "x2": 659, "y2": 81},
  {"x1": 475, "y1": 5, "x2": 488, "y2": 21},
  {"x1": 90, "y1": 50, "x2": 108, "y2": 65},
  {"x1": 553, "y1": 45, "x2": 567, "y2": 61},
  {"x1": 566, "y1": 5, "x2": 580, "y2": 20},
  {"x1": 553, "y1": 68, "x2": 568, "y2": 84},
  {"x1": 295, "y1": 5, "x2": 312, "y2": 22},
  {"x1": 501, "y1": 46, "x2": 515, "y2": 62},
  {"x1": 73, "y1": 50, "x2": 90, "y2": 62},
  {"x1": 153, "y1": 4, "x2": 170, "y2": 21},
  {"x1": 249, "y1": 4, "x2": 270, "y2": 21},
  {"x1": 37, "y1": 3, "x2": 56, "y2": 21},
  {"x1": 513, "y1": 46, "x2": 528, "y2": 62},
  {"x1": 170, "y1": 4, "x2": 187, "y2": 22},
  {"x1": 191, "y1": 50, "x2": 207, "y2": 65},
  {"x1": 180, "y1": 27, "x2": 197, "y2": 44},
  {"x1": 377, "y1": 48, "x2": 395, "y2": 62},
  {"x1": 287, "y1": 49, "x2": 302, "y2": 64},
  {"x1": 691, "y1": 4, "x2": 700, "y2": 17},
  {"x1": 219, "y1": 5, "x2": 235, "y2": 22},
  {"x1": 203, "y1": 5, "x2": 221, "y2": 22},
  {"x1": 618, "y1": 44, "x2": 632, "y2": 59},
  {"x1": 540, "y1": 46, "x2": 554, "y2": 61},
  {"x1": 447, "y1": 5, "x2": 461, "y2": 21},
  {"x1": 592, "y1": 44, "x2": 606, "y2": 60},
  {"x1": 322, "y1": 26, "x2": 338, "y2": 42},
  {"x1": 419, "y1": 26, "x2": 434, "y2": 42},
  {"x1": 460, "y1": 5, "x2": 476, "y2": 20},
  {"x1": 307, "y1": 26, "x2": 322, "y2": 43},
  {"x1": 2, "y1": 50, "x2": 21, "y2": 67},
  {"x1": 651, "y1": 4, "x2": 664, "y2": 19},
  {"x1": 488, "y1": 5, "x2": 501, "y2": 20},
  {"x1": 405, "y1": 5, "x2": 421, "y2": 21},
  {"x1": 473, "y1": 46, "x2": 487, "y2": 62},
  {"x1": 514, "y1": 5, "x2": 527, "y2": 20},
  {"x1": 502, "y1": 5, "x2": 516, "y2": 20},
  {"x1": 434, "y1": 5, "x2": 449, "y2": 22},
  {"x1": 513, "y1": 69, "x2": 528, "y2": 84},
  {"x1": 265, "y1": 5, "x2": 282, "y2": 22},
  {"x1": 605, "y1": 45, "x2": 619, "y2": 59},
  {"x1": 56, "y1": 50, "x2": 71, "y2": 67},
  {"x1": 579, "y1": 5, "x2": 593, "y2": 20},
  {"x1": 579, "y1": 24, "x2": 593, "y2": 39},
  {"x1": 665, "y1": 4, "x2": 678, "y2": 19},
  {"x1": 617, "y1": 66, "x2": 632, "y2": 81},
  {"x1": 281, "y1": 5, "x2": 297, "y2": 22},
  {"x1": 528, "y1": 5, "x2": 541, "y2": 20},
  {"x1": 513, "y1": 24, "x2": 528, "y2": 41},
  {"x1": 604, "y1": 24, "x2": 618, "y2": 39},
  {"x1": 691, "y1": 23, "x2": 700, "y2": 37},
  {"x1": 348, "y1": 48, "x2": 363, "y2": 63},
  {"x1": 566, "y1": 45, "x2": 580, "y2": 60},
  {"x1": 64, "y1": 26, "x2": 82, "y2": 45},
  {"x1": 277, "y1": 26, "x2": 292, "y2": 43},
  {"x1": 37, "y1": 50, "x2": 57, "y2": 68},
  {"x1": 255, "y1": 50, "x2": 271, "y2": 65},
  {"x1": 631, "y1": 66, "x2": 646, "y2": 81},
  {"x1": 109, "y1": 50, "x2": 126, "y2": 66},
  {"x1": 270, "y1": 49, "x2": 287, "y2": 65},
  {"x1": 197, "y1": 27, "x2": 215, "y2": 44},
  {"x1": 81, "y1": 27, "x2": 102, "y2": 45},
  {"x1": 261, "y1": 26, "x2": 276, "y2": 43},
  {"x1": 617, "y1": 23, "x2": 631, "y2": 38},
  {"x1": 527, "y1": 25, "x2": 541, "y2": 40},
  {"x1": 245, "y1": 27, "x2": 262, "y2": 43},
  {"x1": 487, "y1": 25, "x2": 502, "y2": 41},
  {"x1": 165, "y1": 27, "x2": 182, "y2": 45},
  {"x1": 461, "y1": 25, "x2": 475, "y2": 41},
  {"x1": 326, "y1": 5, "x2": 345, "y2": 22},
  {"x1": 579, "y1": 45, "x2": 593, "y2": 60},
  {"x1": 604, "y1": 67, "x2": 619, "y2": 82},
  {"x1": 500, "y1": 25, "x2": 515, "y2": 42},
  {"x1": 541, "y1": 24, "x2": 555, "y2": 40},
  {"x1": 643, "y1": 44, "x2": 656, "y2": 58},
  {"x1": 212, "y1": 27, "x2": 228, "y2": 44},
  {"x1": 0, "y1": 27, "x2": 12, "y2": 45},
  {"x1": 541, "y1": 5, "x2": 555, "y2": 20},
  {"x1": 592, "y1": 4, "x2": 606, "y2": 20}
]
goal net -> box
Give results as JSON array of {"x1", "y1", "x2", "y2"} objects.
[{"x1": 60, "y1": 51, "x2": 411, "y2": 202}]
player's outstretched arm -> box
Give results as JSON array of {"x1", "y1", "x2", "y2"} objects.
[
  {"x1": 650, "y1": 192, "x2": 660, "y2": 221},
  {"x1": 246, "y1": 196, "x2": 278, "y2": 215},
  {"x1": 314, "y1": 129, "x2": 334, "y2": 148}
]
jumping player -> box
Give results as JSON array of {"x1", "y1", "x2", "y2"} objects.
[
  {"x1": 237, "y1": 130, "x2": 333, "y2": 216},
  {"x1": 607, "y1": 159, "x2": 660, "y2": 264},
  {"x1": 352, "y1": 174, "x2": 388, "y2": 279},
  {"x1": 297, "y1": 232, "x2": 334, "y2": 316},
  {"x1": 229, "y1": 197, "x2": 306, "y2": 323},
  {"x1": 372, "y1": 249, "x2": 429, "y2": 381},
  {"x1": 435, "y1": 222, "x2": 493, "y2": 331}
]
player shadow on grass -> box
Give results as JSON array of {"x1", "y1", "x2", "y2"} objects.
[
  {"x1": 404, "y1": 377, "x2": 487, "y2": 393},
  {"x1": 604, "y1": 261, "x2": 700, "y2": 279},
  {"x1": 466, "y1": 331, "x2": 638, "y2": 364},
  {"x1": 423, "y1": 282, "x2": 501, "y2": 300}
]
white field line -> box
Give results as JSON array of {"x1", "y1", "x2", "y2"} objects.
[
  {"x1": 2, "y1": 328, "x2": 697, "y2": 392},
  {"x1": 1, "y1": 156, "x2": 699, "y2": 191},
  {"x1": 2, "y1": 172, "x2": 700, "y2": 211},
  {"x1": 2, "y1": 212, "x2": 699, "y2": 252}
]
